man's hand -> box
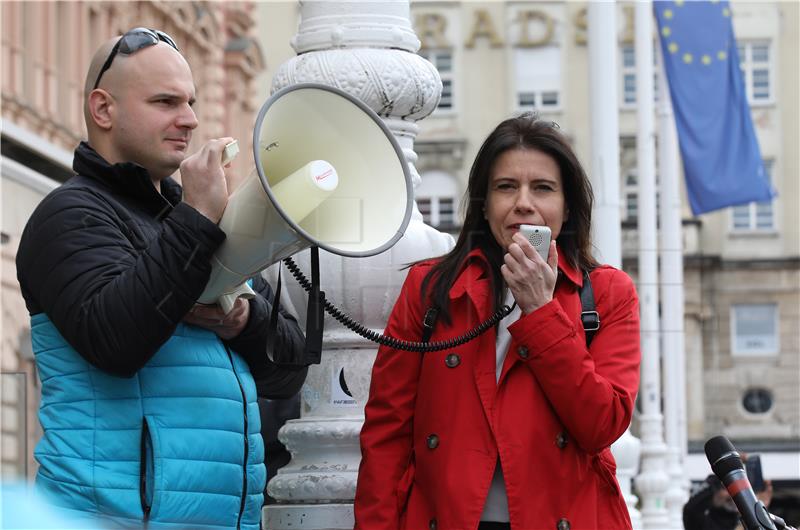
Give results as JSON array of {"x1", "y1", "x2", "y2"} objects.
[
  {"x1": 184, "y1": 298, "x2": 249, "y2": 340},
  {"x1": 757, "y1": 480, "x2": 773, "y2": 508},
  {"x1": 180, "y1": 137, "x2": 234, "y2": 223}
]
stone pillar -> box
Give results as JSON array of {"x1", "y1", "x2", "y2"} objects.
[
  {"x1": 262, "y1": 2, "x2": 452, "y2": 529},
  {"x1": 656, "y1": 33, "x2": 690, "y2": 529},
  {"x1": 612, "y1": 431, "x2": 643, "y2": 529}
]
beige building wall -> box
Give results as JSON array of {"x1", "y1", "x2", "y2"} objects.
[{"x1": 255, "y1": 2, "x2": 299, "y2": 99}]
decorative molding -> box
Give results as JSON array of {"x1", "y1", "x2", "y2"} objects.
[
  {"x1": 273, "y1": 49, "x2": 441, "y2": 121},
  {"x1": 291, "y1": 2, "x2": 420, "y2": 53},
  {"x1": 268, "y1": 473, "x2": 358, "y2": 502}
]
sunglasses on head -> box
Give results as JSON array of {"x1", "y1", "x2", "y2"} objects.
[{"x1": 93, "y1": 27, "x2": 179, "y2": 90}]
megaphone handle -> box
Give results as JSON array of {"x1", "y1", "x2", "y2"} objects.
[
  {"x1": 218, "y1": 283, "x2": 257, "y2": 315},
  {"x1": 304, "y1": 246, "x2": 324, "y2": 364}
]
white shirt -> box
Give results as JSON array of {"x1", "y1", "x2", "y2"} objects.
[{"x1": 480, "y1": 290, "x2": 520, "y2": 522}]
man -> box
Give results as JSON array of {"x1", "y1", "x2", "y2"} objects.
[
  {"x1": 683, "y1": 465, "x2": 773, "y2": 530},
  {"x1": 16, "y1": 28, "x2": 309, "y2": 529}
]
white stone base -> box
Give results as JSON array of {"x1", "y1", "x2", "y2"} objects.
[{"x1": 263, "y1": 503, "x2": 354, "y2": 530}]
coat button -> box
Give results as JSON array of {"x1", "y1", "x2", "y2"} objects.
[
  {"x1": 444, "y1": 353, "x2": 461, "y2": 368},
  {"x1": 556, "y1": 430, "x2": 569, "y2": 449},
  {"x1": 556, "y1": 518, "x2": 571, "y2": 530},
  {"x1": 517, "y1": 345, "x2": 529, "y2": 359},
  {"x1": 426, "y1": 434, "x2": 439, "y2": 449},
  {"x1": 429, "y1": 518, "x2": 438, "y2": 530}
]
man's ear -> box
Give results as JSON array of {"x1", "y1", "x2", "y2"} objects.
[{"x1": 87, "y1": 89, "x2": 114, "y2": 131}]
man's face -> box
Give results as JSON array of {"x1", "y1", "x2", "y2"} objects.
[{"x1": 106, "y1": 43, "x2": 198, "y2": 181}]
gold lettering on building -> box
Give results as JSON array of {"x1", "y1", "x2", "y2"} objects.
[
  {"x1": 517, "y1": 10, "x2": 554, "y2": 47},
  {"x1": 574, "y1": 8, "x2": 587, "y2": 45},
  {"x1": 572, "y1": 6, "x2": 633, "y2": 46},
  {"x1": 465, "y1": 9, "x2": 504, "y2": 48},
  {"x1": 620, "y1": 6, "x2": 634, "y2": 44},
  {"x1": 415, "y1": 13, "x2": 450, "y2": 50}
]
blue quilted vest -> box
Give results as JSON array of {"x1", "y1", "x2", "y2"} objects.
[{"x1": 31, "y1": 313, "x2": 265, "y2": 530}]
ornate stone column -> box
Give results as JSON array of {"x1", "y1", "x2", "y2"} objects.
[{"x1": 262, "y1": 2, "x2": 453, "y2": 528}]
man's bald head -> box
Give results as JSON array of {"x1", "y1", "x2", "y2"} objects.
[
  {"x1": 83, "y1": 37, "x2": 120, "y2": 129},
  {"x1": 83, "y1": 34, "x2": 193, "y2": 140}
]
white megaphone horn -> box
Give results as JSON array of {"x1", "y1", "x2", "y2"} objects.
[{"x1": 197, "y1": 84, "x2": 413, "y2": 313}]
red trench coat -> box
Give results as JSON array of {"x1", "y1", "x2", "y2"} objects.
[{"x1": 355, "y1": 248, "x2": 641, "y2": 530}]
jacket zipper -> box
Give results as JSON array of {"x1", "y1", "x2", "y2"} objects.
[
  {"x1": 226, "y1": 346, "x2": 249, "y2": 530},
  {"x1": 140, "y1": 419, "x2": 152, "y2": 528}
]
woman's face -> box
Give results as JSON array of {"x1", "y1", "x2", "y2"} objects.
[{"x1": 484, "y1": 147, "x2": 568, "y2": 250}]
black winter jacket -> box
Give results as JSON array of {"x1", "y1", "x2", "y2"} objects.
[{"x1": 17, "y1": 142, "x2": 308, "y2": 397}]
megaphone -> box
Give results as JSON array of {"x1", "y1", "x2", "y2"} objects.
[{"x1": 198, "y1": 83, "x2": 413, "y2": 312}]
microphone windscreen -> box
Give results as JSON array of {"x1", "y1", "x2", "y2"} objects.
[{"x1": 705, "y1": 436, "x2": 744, "y2": 478}]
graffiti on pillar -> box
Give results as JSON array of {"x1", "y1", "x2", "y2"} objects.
[{"x1": 331, "y1": 366, "x2": 358, "y2": 407}]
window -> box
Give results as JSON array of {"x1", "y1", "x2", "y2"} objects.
[
  {"x1": 418, "y1": 197, "x2": 432, "y2": 220},
  {"x1": 416, "y1": 197, "x2": 458, "y2": 227},
  {"x1": 619, "y1": 44, "x2": 659, "y2": 107},
  {"x1": 420, "y1": 50, "x2": 454, "y2": 111},
  {"x1": 731, "y1": 304, "x2": 779, "y2": 356},
  {"x1": 417, "y1": 170, "x2": 460, "y2": 228},
  {"x1": 731, "y1": 160, "x2": 774, "y2": 231},
  {"x1": 515, "y1": 46, "x2": 561, "y2": 111},
  {"x1": 618, "y1": 137, "x2": 659, "y2": 223},
  {"x1": 737, "y1": 41, "x2": 772, "y2": 104},
  {"x1": 742, "y1": 388, "x2": 774, "y2": 414},
  {"x1": 623, "y1": 174, "x2": 638, "y2": 221},
  {"x1": 622, "y1": 45, "x2": 636, "y2": 105}
]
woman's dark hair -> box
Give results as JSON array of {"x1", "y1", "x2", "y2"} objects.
[{"x1": 420, "y1": 113, "x2": 598, "y2": 324}]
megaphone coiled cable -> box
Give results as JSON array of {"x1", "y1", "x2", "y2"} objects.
[{"x1": 283, "y1": 256, "x2": 513, "y2": 353}]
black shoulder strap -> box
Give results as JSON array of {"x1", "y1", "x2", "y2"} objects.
[
  {"x1": 421, "y1": 307, "x2": 439, "y2": 343},
  {"x1": 579, "y1": 269, "x2": 600, "y2": 347}
]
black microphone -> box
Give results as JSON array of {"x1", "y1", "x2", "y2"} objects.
[{"x1": 704, "y1": 436, "x2": 777, "y2": 530}]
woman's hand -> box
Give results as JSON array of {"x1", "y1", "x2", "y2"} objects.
[{"x1": 501, "y1": 233, "x2": 558, "y2": 315}]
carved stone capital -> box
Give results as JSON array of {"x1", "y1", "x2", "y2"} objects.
[{"x1": 272, "y1": 49, "x2": 441, "y2": 121}]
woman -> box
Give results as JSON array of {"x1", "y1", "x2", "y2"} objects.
[{"x1": 354, "y1": 114, "x2": 641, "y2": 530}]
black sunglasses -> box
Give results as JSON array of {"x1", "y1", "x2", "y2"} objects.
[{"x1": 93, "y1": 28, "x2": 179, "y2": 90}]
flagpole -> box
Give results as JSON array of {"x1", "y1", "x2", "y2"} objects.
[
  {"x1": 587, "y1": 4, "x2": 642, "y2": 528},
  {"x1": 656, "y1": 28, "x2": 690, "y2": 530},
  {"x1": 587, "y1": 1, "x2": 621, "y2": 268},
  {"x1": 632, "y1": 2, "x2": 670, "y2": 529}
]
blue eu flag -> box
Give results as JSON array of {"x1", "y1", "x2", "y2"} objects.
[{"x1": 654, "y1": 1, "x2": 775, "y2": 215}]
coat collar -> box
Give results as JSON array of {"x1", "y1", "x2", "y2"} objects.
[
  {"x1": 557, "y1": 250, "x2": 583, "y2": 288},
  {"x1": 448, "y1": 249, "x2": 492, "y2": 300},
  {"x1": 73, "y1": 141, "x2": 182, "y2": 218},
  {"x1": 449, "y1": 245, "x2": 584, "y2": 299}
]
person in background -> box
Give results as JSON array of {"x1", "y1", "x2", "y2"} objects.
[
  {"x1": 355, "y1": 114, "x2": 641, "y2": 529},
  {"x1": 684, "y1": 457, "x2": 774, "y2": 530},
  {"x1": 15, "y1": 27, "x2": 310, "y2": 529}
]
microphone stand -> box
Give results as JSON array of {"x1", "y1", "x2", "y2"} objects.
[{"x1": 768, "y1": 512, "x2": 797, "y2": 530}]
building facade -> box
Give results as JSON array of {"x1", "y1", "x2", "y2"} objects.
[
  {"x1": 403, "y1": 0, "x2": 799, "y2": 515},
  {"x1": 1, "y1": 0, "x2": 264, "y2": 480}
]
